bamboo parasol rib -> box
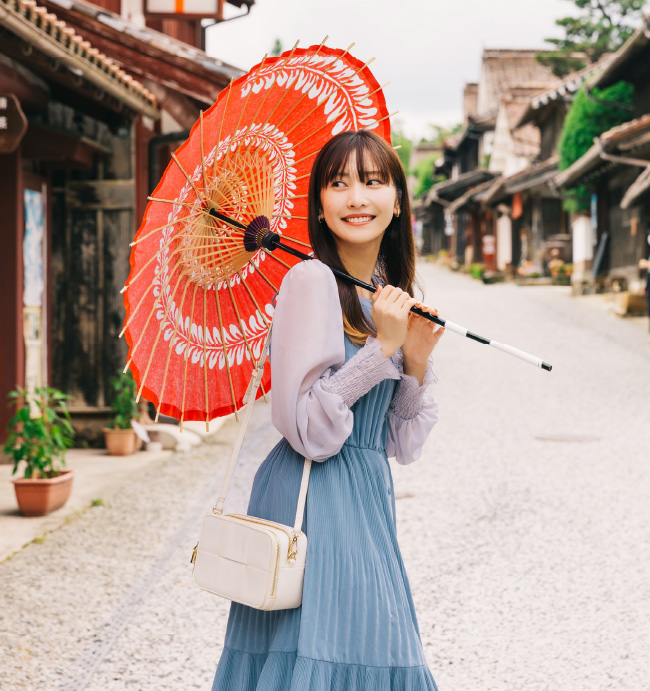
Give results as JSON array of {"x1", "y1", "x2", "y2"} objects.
[{"x1": 122, "y1": 39, "x2": 396, "y2": 424}]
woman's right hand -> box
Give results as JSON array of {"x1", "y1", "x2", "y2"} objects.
[{"x1": 371, "y1": 284, "x2": 419, "y2": 358}]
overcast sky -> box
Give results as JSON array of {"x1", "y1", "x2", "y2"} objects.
[{"x1": 205, "y1": 0, "x2": 571, "y2": 141}]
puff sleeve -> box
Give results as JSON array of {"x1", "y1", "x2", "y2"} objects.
[
  {"x1": 270, "y1": 259, "x2": 400, "y2": 461},
  {"x1": 385, "y1": 351, "x2": 439, "y2": 466}
]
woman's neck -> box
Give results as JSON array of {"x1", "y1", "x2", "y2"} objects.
[{"x1": 335, "y1": 239, "x2": 381, "y2": 299}]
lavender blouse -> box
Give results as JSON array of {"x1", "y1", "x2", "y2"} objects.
[{"x1": 269, "y1": 258, "x2": 439, "y2": 465}]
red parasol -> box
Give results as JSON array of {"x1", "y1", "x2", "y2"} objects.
[{"x1": 121, "y1": 39, "x2": 393, "y2": 427}]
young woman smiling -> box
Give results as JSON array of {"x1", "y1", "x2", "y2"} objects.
[{"x1": 211, "y1": 130, "x2": 444, "y2": 691}]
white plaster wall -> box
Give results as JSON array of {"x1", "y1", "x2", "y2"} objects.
[
  {"x1": 121, "y1": 0, "x2": 146, "y2": 26},
  {"x1": 496, "y1": 214, "x2": 512, "y2": 271},
  {"x1": 572, "y1": 214, "x2": 594, "y2": 264}
]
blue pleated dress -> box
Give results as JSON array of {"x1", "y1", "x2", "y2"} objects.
[{"x1": 211, "y1": 296, "x2": 439, "y2": 691}]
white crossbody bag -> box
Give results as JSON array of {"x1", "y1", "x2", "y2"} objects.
[{"x1": 191, "y1": 326, "x2": 312, "y2": 611}]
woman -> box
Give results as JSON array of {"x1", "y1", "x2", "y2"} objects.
[{"x1": 211, "y1": 129, "x2": 445, "y2": 690}]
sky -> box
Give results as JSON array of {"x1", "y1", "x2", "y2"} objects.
[{"x1": 206, "y1": 0, "x2": 572, "y2": 142}]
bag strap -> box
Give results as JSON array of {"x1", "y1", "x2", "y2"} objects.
[{"x1": 212, "y1": 324, "x2": 312, "y2": 536}]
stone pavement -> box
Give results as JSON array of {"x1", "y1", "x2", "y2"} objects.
[
  {"x1": 0, "y1": 260, "x2": 648, "y2": 690},
  {"x1": 0, "y1": 419, "x2": 227, "y2": 564}
]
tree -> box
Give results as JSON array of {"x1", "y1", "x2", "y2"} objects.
[
  {"x1": 421, "y1": 123, "x2": 463, "y2": 147},
  {"x1": 391, "y1": 127, "x2": 413, "y2": 174},
  {"x1": 558, "y1": 81, "x2": 634, "y2": 212},
  {"x1": 270, "y1": 39, "x2": 283, "y2": 57},
  {"x1": 413, "y1": 154, "x2": 445, "y2": 200},
  {"x1": 537, "y1": 0, "x2": 645, "y2": 77}
]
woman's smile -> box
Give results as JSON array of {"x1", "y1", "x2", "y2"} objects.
[
  {"x1": 342, "y1": 214, "x2": 376, "y2": 225},
  {"x1": 319, "y1": 150, "x2": 398, "y2": 250}
]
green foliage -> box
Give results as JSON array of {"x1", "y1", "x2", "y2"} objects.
[
  {"x1": 270, "y1": 39, "x2": 283, "y2": 57},
  {"x1": 391, "y1": 128, "x2": 413, "y2": 174},
  {"x1": 109, "y1": 370, "x2": 139, "y2": 430},
  {"x1": 538, "y1": 0, "x2": 644, "y2": 77},
  {"x1": 421, "y1": 123, "x2": 463, "y2": 147},
  {"x1": 558, "y1": 81, "x2": 634, "y2": 212},
  {"x1": 469, "y1": 263, "x2": 486, "y2": 279},
  {"x1": 3, "y1": 386, "x2": 75, "y2": 479},
  {"x1": 413, "y1": 154, "x2": 445, "y2": 199}
]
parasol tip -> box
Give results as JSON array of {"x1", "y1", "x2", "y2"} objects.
[
  {"x1": 121, "y1": 285, "x2": 129, "y2": 293},
  {"x1": 542, "y1": 362, "x2": 552, "y2": 372}
]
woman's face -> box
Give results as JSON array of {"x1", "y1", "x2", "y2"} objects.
[{"x1": 319, "y1": 150, "x2": 398, "y2": 249}]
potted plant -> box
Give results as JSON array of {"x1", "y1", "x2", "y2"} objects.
[
  {"x1": 104, "y1": 370, "x2": 141, "y2": 456},
  {"x1": 3, "y1": 386, "x2": 76, "y2": 517}
]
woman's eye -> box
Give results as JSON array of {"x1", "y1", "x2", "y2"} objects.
[
  {"x1": 331, "y1": 180, "x2": 345, "y2": 188},
  {"x1": 367, "y1": 179, "x2": 383, "y2": 186}
]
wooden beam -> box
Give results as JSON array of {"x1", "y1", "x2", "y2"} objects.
[
  {"x1": 41, "y1": 1, "x2": 229, "y2": 104},
  {"x1": 22, "y1": 124, "x2": 108, "y2": 168},
  {"x1": 0, "y1": 31, "x2": 148, "y2": 121},
  {"x1": 0, "y1": 56, "x2": 50, "y2": 113}
]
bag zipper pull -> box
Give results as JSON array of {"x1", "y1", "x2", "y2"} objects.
[
  {"x1": 287, "y1": 534, "x2": 299, "y2": 563},
  {"x1": 190, "y1": 542, "x2": 198, "y2": 564}
]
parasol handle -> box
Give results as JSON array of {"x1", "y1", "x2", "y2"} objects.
[
  {"x1": 258, "y1": 230, "x2": 552, "y2": 372},
  {"x1": 210, "y1": 213, "x2": 554, "y2": 372}
]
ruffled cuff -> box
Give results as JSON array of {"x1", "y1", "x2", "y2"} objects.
[
  {"x1": 389, "y1": 354, "x2": 438, "y2": 420},
  {"x1": 322, "y1": 335, "x2": 400, "y2": 408}
]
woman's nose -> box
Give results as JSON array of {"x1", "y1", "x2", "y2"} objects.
[{"x1": 347, "y1": 181, "x2": 368, "y2": 207}]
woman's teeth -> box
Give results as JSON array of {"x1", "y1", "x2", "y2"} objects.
[{"x1": 344, "y1": 216, "x2": 373, "y2": 224}]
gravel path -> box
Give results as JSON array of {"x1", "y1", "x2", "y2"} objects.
[{"x1": 1, "y1": 261, "x2": 648, "y2": 691}]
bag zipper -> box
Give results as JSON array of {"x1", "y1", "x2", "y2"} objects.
[{"x1": 229, "y1": 513, "x2": 300, "y2": 561}]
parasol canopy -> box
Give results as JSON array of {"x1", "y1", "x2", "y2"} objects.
[{"x1": 121, "y1": 39, "x2": 393, "y2": 427}]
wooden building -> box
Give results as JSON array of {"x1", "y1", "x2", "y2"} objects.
[
  {"x1": 0, "y1": 0, "x2": 246, "y2": 446},
  {"x1": 426, "y1": 49, "x2": 563, "y2": 269},
  {"x1": 555, "y1": 22, "x2": 650, "y2": 293}
]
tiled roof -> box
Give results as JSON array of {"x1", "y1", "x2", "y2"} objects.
[
  {"x1": 600, "y1": 112, "x2": 650, "y2": 143},
  {"x1": 429, "y1": 169, "x2": 496, "y2": 203},
  {"x1": 515, "y1": 53, "x2": 614, "y2": 128},
  {"x1": 0, "y1": 0, "x2": 157, "y2": 113},
  {"x1": 587, "y1": 18, "x2": 649, "y2": 91},
  {"x1": 44, "y1": 0, "x2": 244, "y2": 85},
  {"x1": 447, "y1": 178, "x2": 497, "y2": 213},
  {"x1": 555, "y1": 113, "x2": 650, "y2": 188},
  {"x1": 620, "y1": 163, "x2": 650, "y2": 209},
  {"x1": 512, "y1": 123, "x2": 541, "y2": 157},
  {"x1": 479, "y1": 49, "x2": 566, "y2": 114},
  {"x1": 481, "y1": 156, "x2": 559, "y2": 203}
]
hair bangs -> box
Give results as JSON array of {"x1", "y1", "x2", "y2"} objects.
[{"x1": 319, "y1": 131, "x2": 396, "y2": 189}]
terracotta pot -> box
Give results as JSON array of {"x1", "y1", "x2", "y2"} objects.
[
  {"x1": 104, "y1": 427, "x2": 138, "y2": 456},
  {"x1": 11, "y1": 469, "x2": 75, "y2": 517}
]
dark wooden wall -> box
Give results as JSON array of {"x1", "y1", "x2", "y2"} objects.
[{"x1": 49, "y1": 110, "x2": 134, "y2": 411}]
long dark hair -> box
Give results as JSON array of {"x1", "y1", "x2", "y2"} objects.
[{"x1": 307, "y1": 129, "x2": 422, "y2": 345}]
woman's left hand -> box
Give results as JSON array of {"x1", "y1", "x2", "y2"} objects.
[{"x1": 400, "y1": 301, "x2": 445, "y2": 364}]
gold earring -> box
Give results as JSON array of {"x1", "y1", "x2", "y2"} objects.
[
  {"x1": 394, "y1": 206, "x2": 400, "y2": 217},
  {"x1": 318, "y1": 212, "x2": 325, "y2": 223}
]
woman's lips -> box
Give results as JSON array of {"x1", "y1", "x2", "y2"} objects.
[{"x1": 342, "y1": 215, "x2": 375, "y2": 225}]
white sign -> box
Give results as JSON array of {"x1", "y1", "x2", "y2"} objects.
[
  {"x1": 444, "y1": 211, "x2": 454, "y2": 237},
  {"x1": 482, "y1": 234, "x2": 496, "y2": 255},
  {"x1": 147, "y1": 0, "x2": 221, "y2": 14}
]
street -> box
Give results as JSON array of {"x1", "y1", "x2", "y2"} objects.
[{"x1": 1, "y1": 259, "x2": 649, "y2": 691}]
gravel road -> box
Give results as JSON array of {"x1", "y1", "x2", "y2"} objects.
[{"x1": 1, "y1": 260, "x2": 648, "y2": 691}]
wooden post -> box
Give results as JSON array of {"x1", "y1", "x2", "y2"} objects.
[{"x1": 0, "y1": 148, "x2": 24, "y2": 449}]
